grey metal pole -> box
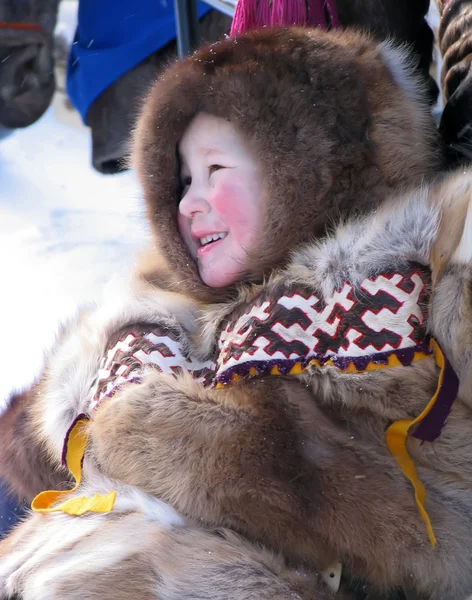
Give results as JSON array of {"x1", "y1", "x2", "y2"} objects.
[{"x1": 174, "y1": 0, "x2": 200, "y2": 57}]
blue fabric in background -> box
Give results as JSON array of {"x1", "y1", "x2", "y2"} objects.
[
  {"x1": 0, "y1": 478, "x2": 25, "y2": 539},
  {"x1": 67, "y1": 0, "x2": 210, "y2": 122}
]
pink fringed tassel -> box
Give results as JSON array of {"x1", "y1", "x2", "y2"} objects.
[
  {"x1": 324, "y1": 0, "x2": 339, "y2": 27},
  {"x1": 230, "y1": 0, "x2": 338, "y2": 36},
  {"x1": 230, "y1": 0, "x2": 258, "y2": 36},
  {"x1": 305, "y1": 0, "x2": 327, "y2": 27},
  {"x1": 255, "y1": 0, "x2": 271, "y2": 29},
  {"x1": 270, "y1": 0, "x2": 307, "y2": 27}
]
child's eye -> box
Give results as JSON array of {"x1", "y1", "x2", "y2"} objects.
[{"x1": 209, "y1": 165, "x2": 224, "y2": 176}]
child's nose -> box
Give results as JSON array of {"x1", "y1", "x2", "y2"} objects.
[{"x1": 179, "y1": 187, "x2": 210, "y2": 217}]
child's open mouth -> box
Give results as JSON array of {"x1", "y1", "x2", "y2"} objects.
[{"x1": 197, "y1": 232, "x2": 227, "y2": 256}]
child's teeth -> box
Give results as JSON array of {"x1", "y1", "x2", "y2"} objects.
[{"x1": 199, "y1": 233, "x2": 227, "y2": 246}]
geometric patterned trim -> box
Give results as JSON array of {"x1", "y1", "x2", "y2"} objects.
[
  {"x1": 214, "y1": 265, "x2": 431, "y2": 386},
  {"x1": 86, "y1": 264, "x2": 433, "y2": 411},
  {"x1": 87, "y1": 264, "x2": 432, "y2": 412},
  {"x1": 213, "y1": 343, "x2": 432, "y2": 388},
  {"x1": 88, "y1": 323, "x2": 212, "y2": 412}
]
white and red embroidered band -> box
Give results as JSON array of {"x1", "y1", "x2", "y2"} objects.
[{"x1": 89, "y1": 265, "x2": 432, "y2": 412}]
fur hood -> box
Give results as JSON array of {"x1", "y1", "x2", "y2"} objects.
[{"x1": 133, "y1": 27, "x2": 440, "y2": 302}]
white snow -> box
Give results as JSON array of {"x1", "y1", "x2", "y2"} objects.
[{"x1": 0, "y1": 106, "x2": 148, "y2": 410}]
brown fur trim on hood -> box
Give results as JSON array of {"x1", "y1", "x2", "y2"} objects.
[{"x1": 133, "y1": 27, "x2": 440, "y2": 302}]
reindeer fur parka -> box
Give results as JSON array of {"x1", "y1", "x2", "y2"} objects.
[{"x1": 2, "y1": 28, "x2": 472, "y2": 600}]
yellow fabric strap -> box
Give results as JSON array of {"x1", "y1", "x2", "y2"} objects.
[
  {"x1": 31, "y1": 417, "x2": 116, "y2": 515},
  {"x1": 385, "y1": 339, "x2": 446, "y2": 548}
]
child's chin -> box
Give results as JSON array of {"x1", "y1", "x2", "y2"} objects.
[{"x1": 200, "y1": 266, "x2": 240, "y2": 288}]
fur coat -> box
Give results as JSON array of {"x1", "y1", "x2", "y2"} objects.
[
  {"x1": 2, "y1": 173, "x2": 472, "y2": 599},
  {"x1": 1, "y1": 28, "x2": 471, "y2": 600}
]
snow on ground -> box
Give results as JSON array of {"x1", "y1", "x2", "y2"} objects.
[{"x1": 0, "y1": 105, "x2": 148, "y2": 409}]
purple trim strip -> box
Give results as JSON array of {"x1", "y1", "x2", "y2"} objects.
[
  {"x1": 214, "y1": 343, "x2": 432, "y2": 386},
  {"x1": 411, "y1": 354, "x2": 459, "y2": 443}
]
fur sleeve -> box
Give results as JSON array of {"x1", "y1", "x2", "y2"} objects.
[{"x1": 0, "y1": 385, "x2": 69, "y2": 502}]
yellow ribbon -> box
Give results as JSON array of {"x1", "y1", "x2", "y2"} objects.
[
  {"x1": 32, "y1": 417, "x2": 116, "y2": 516},
  {"x1": 385, "y1": 339, "x2": 447, "y2": 548}
]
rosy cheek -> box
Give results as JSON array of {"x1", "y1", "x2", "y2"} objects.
[
  {"x1": 211, "y1": 182, "x2": 258, "y2": 244},
  {"x1": 177, "y1": 212, "x2": 198, "y2": 258}
]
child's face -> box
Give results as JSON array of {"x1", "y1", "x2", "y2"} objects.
[{"x1": 178, "y1": 113, "x2": 263, "y2": 288}]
